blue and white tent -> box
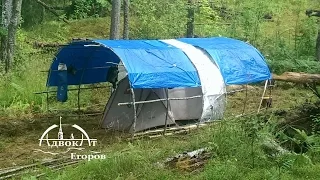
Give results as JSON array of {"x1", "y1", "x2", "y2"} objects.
[{"x1": 47, "y1": 37, "x2": 271, "y2": 132}]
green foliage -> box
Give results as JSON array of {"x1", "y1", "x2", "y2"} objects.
[
  {"x1": 311, "y1": 114, "x2": 320, "y2": 133},
  {"x1": 21, "y1": 0, "x2": 69, "y2": 28},
  {"x1": 130, "y1": 0, "x2": 187, "y2": 39},
  {"x1": 66, "y1": 0, "x2": 110, "y2": 19},
  {"x1": 194, "y1": 0, "x2": 222, "y2": 37},
  {"x1": 21, "y1": 0, "x2": 45, "y2": 27},
  {"x1": 0, "y1": 27, "x2": 8, "y2": 37}
]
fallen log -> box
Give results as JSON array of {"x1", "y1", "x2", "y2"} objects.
[
  {"x1": 272, "y1": 72, "x2": 320, "y2": 84},
  {"x1": 33, "y1": 42, "x2": 65, "y2": 48}
]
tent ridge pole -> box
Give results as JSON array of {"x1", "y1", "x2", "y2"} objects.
[{"x1": 131, "y1": 88, "x2": 137, "y2": 140}]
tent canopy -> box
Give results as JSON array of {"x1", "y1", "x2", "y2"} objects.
[
  {"x1": 47, "y1": 39, "x2": 201, "y2": 89},
  {"x1": 47, "y1": 37, "x2": 271, "y2": 88},
  {"x1": 47, "y1": 41, "x2": 120, "y2": 86},
  {"x1": 178, "y1": 37, "x2": 272, "y2": 85}
]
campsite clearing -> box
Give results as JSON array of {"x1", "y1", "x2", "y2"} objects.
[{"x1": 0, "y1": 85, "x2": 316, "y2": 178}]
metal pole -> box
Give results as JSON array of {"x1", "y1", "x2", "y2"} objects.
[
  {"x1": 78, "y1": 68, "x2": 86, "y2": 112},
  {"x1": 163, "y1": 88, "x2": 169, "y2": 135},
  {"x1": 267, "y1": 79, "x2": 273, "y2": 110},
  {"x1": 34, "y1": 86, "x2": 110, "y2": 94},
  {"x1": 242, "y1": 84, "x2": 248, "y2": 114},
  {"x1": 77, "y1": 86, "x2": 81, "y2": 112},
  {"x1": 45, "y1": 64, "x2": 53, "y2": 112},
  {"x1": 131, "y1": 88, "x2": 137, "y2": 140},
  {"x1": 46, "y1": 91, "x2": 49, "y2": 111},
  {"x1": 117, "y1": 95, "x2": 202, "y2": 106}
]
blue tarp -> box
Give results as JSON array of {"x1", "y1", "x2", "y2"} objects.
[
  {"x1": 178, "y1": 37, "x2": 272, "y2": 85},
  {"x1": 47, "y1": 40, "x2": 201, "y2": 89},
  {"x1": 47, "y1": 41, "x2": 120, "y2": 86},
  {"x1": 47, "y1": 37, "x2": 271, "y2": 89}
]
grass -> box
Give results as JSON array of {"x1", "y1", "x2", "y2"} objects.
[{"x1": 20, "y1": 114, "x2": 320, "y2": 180}]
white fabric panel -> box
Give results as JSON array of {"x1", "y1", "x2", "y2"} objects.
[{"x1": 161, "y1": 39, "x2": 226, "y2": 121}]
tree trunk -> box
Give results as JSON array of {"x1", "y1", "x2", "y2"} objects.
[
  {"x1": 41, "y1": 5, "x2": 45, "y2": 23},
  {"x1": 6, "y1": 0, "x2": 22, "y2": 73},
  {"x1": 110, "y1": 0, "x2": 121, "y2": 39},
  {"x1": 316, "y1": 31, "x2": 320, "y2": 62},
  {"x1": 186, "y1": 0, "x2": 195, "y2": 38},
  {"x1": 272, "y1": 72, "x2": 320, "y2": 84},
  {"x1": 1, "y1": 0, "x2": 12, "y2": 65},
  {"x1": 2, "y1": 0, "x2": 12, "y2": 27},
  {"x1": 123, "y1": 0, "x2": 129, "y2": 39},
  {"x1": 110, "y1": 0, "x2": 121, "y2": 40}
]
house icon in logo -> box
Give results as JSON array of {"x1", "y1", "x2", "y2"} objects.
[{"x1": 39, "y1": 117, "x2": 97, "y2": 148}]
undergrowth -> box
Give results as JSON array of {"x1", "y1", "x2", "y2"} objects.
[{"x1": 21, "y1": 113, "x2": 320, "y2": 180}]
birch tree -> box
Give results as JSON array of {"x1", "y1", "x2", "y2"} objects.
[
  {"x1": 110, "y1": 0, "x2": 121, "y2": 39},
  {"x1": 6, "y1": 0, "x2": 22, "y2": 72},
  {"x1": 123, "y1": 0, "x2": 129, "y2": 39},
  {"x1": 1, "y1": 0, "x2": 12, "y2": 65}
]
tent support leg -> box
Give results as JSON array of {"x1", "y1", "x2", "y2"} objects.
[
  {"x1": 46, "y1": 91, "x2": 49, "y2": 112},
  {"x1": 242, "y1": 84, "x2": 248, "y2": 115},
  {"x1": 131, "y1": 88, "x2": 137, "y2": 140},
  {"x1": 258, "y1": 80, "x2": 269, "y2": 112},
  {"x1": 77, "y1": 85, "x2": 81, "y2": 112},
  {"x1": 46, "y1": 67, "x2": 53, "y2": 112},
  {"x1": 267, "y1": 80, "x2": 273, "y2": 110},
  {"x1": 163, "y1": 88, "x2": 169, "y2": 135},
  {"x1": 77, "y1": 66, "x2": 87, "y2": 114}
]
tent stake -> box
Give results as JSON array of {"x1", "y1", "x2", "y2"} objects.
[
  {"x1": 131, "y1": 88, "x2": 137, "y2": 140},
  {"x1": 163, "y1": 88, "x2": 169, "y2": 135}
]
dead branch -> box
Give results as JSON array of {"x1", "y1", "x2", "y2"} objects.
[
  {"x1": 306, "y1": 82, "x2": 320, "y2": 99},
  {"x1": 34, "y1": 0, "x2": 69, "y2": 23},
  {"x1": 33, "y1": 42, "x2": 65, "y2": 48}
]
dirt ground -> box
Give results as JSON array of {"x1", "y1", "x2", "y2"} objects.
[{"x1": 0, "y1": 84, "x2": 316, "y2": 169}]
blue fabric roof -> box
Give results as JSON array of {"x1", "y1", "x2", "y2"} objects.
[
  {"x1": 47, "y1": 37, "x2": 271, "y2": 89},
  {"x1": 178, "y1": 37, "x2": 271, "y2": 85},
  {"x1": 47, "y1": 40, "x2": 201, "y2": 89},
  {"x1": 47, "y1": 41, "x2": 120, "y2": 86}
]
